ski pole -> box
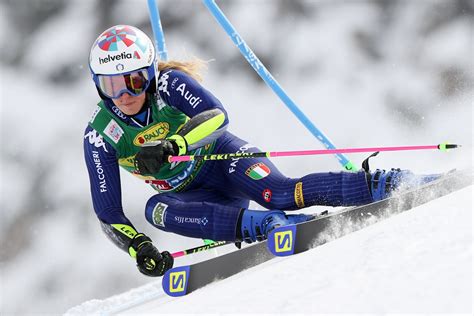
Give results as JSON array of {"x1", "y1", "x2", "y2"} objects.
[
  {"x1": 171, "y1": 241, "x2": 229, "y2": 258},
  {"x1": 147, "y1": 0, "x2": 168, "y2": 61},
  {"x1": 202, "y1": 0, "x2": 357, "y2": 171},
  {"x1": 169, "y1": 143, "x2": 460, "y2": 163}
]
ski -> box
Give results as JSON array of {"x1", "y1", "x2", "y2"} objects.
[
  {"x1": 267, "y1": 170, "x2": 472, "y2": 256},
  {"x1": 162, "y1": 239, "x2": 273, "y2": 296}
]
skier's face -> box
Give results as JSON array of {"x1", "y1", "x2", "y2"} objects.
[{"x1": 112, "y1": 92, "x2": 146, "y2": 115}]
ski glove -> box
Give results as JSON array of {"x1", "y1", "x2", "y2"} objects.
[
  {"x1": 129, "y1": 233, "x2": 174, "y2": 277},
  {"x1": 134, "y1": 137, "x2": 182, "y2": 175}
]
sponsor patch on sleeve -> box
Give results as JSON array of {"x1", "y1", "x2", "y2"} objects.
[{"x1": 104, "y1": 119, "x2": 124, "y2": 144}]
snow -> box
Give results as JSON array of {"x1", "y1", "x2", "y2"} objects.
[
  {"x1": 1, "y1": 0, "x2": 472, "y2": 315},
  {"x1": 66, "y1": 185, "x2": 473, "y2": 314}
]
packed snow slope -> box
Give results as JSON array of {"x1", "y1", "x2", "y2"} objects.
[
  {"x1": 67, "y1": 184, "x2": 473, "y2": 314},
  {"x1": 1, "y1": 1, "x2": 472, "y2": 314}
]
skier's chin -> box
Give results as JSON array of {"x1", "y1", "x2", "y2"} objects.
[{"x1": 119, "y1": 102, "x2": 142, "y2": 115}]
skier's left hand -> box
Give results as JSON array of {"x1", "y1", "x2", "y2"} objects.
[
  {"x1": 134, "y1": 139, "x2": 177, "y2": 175},
  {"x1": 130, "y1": 234, "x2": 174, "y2": 277}
]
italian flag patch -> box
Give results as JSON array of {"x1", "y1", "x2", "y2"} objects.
[{"x1": 245, "y1": 163, "x2": 271, "y2": 180}]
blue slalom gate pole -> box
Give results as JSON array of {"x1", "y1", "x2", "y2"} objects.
[
  {"x1": 147, "y1": 0, "x2": 223, "y2": 251},
  {"x1": 147, "y1": 0, "x2": 168, "y2": 61},
  {"x1": 202, "y1": 0, "x2": 357, "y2": 171}
]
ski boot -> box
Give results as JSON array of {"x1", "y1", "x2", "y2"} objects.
[
  {"x1": 238, "y1": 209, "x2": 314, "y2": 243},
  {"x1": 363, "y1": 152, "x2": 441, "y2": 201}
]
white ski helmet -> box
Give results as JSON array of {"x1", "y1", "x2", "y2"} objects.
[{"x1": 89, "y1": 25, "x2": 156, "y2": 99}]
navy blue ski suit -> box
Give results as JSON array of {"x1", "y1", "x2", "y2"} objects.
[{"x1": 84, "y1": 69, "x2": 373, "y2": 242}]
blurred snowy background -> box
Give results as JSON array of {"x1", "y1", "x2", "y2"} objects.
[{"x1": 0, "y1": 0, "x2": 472, "y2": 314}]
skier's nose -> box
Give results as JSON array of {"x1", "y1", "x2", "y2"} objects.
[{"x1": 118, "y1": 92, "x2": 132, "y2": 101}]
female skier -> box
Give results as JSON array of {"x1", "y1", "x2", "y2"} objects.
[{"x1": 84, "y1": 25, "x2": 436, "y2": 277}]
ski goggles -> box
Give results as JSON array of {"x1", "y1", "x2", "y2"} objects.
[{"x1": 93, "y1": 67, "x2": 154, "y2": 99}]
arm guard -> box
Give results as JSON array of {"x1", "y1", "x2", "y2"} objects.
[
  {"x1": 100, "y1": 221, "x2": 138, "y2": 256},
  {"x1": 168, "y1": 108, "x2": 227, "y2": 155}
]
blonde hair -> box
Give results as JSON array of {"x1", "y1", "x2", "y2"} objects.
[{"x1": 157, "y1": 58, "x2": 208, "y2": 82}]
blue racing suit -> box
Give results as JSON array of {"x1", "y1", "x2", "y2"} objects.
[{"x1": 84, "y1": 69, "x2": 373, "y2": 249}]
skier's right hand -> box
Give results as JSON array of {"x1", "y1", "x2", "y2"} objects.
[
  {"x1": 134, "y1": 140, "x2": 178, "y2": 175},
  {"x1": 129, "y1": 233, "x2": 174, "y2": 277}
]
